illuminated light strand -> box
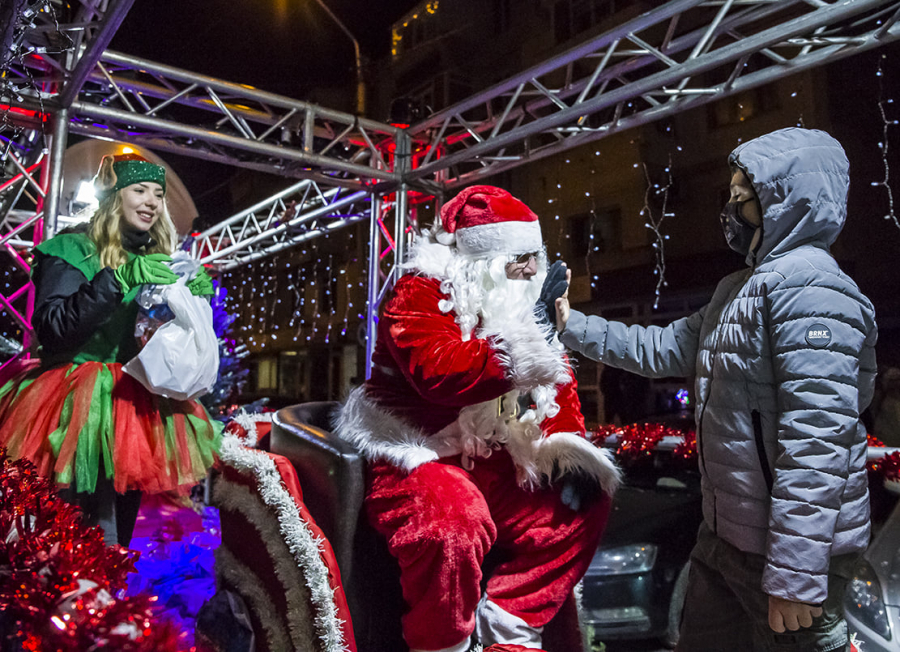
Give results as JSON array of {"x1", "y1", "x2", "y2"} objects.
[
  {"x1": 324, "y1": 252, "x2": 334, "y2": 344},
  {"x1": 872, "y1": 54, "x2": 898, "y2": 231},
  {"x1": 639, "y1": 155, "x2": 674, "y2": 310},
  {"x1": 0, "y1": 0, "x2": 73, "y2": 151}
]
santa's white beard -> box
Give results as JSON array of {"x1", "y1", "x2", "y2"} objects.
[
  {"x1": 483, "y1": 256, "x2": 544, "y2": 317},
  {"x1": 440, "y1": 254, "x2": 546, "y2": 341}
]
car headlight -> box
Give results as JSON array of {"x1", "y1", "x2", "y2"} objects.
[
  {"x1": 844, "y1": 559, "x2": 891, "y2": 641},
  {"x1": 586, "y1": 543, "x2": 658, "y2": 577}
]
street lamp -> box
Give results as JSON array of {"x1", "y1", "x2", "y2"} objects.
[{"x1": 311, "y1": 0, "x2": 365, "y2": 116}]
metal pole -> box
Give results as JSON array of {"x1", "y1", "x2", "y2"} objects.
[
  {"x1": 365, "y1": 194, "x2": 381, "y2": 379},
  {"x1": 43, "y1": 108, "x2": 69, "y2": 241},
  {"x1": 393, "y1": 130, "x2": 411, "y2": 277},
  {"x1": 395, "y1": 184, "x2": 408, "y2": 277},
  {"x1": 311, "y1": 0, "x2": 365, "y2": 115}
]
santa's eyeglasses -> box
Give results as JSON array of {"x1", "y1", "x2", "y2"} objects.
[{"x1": 509, "y1": 252, "x2": 539, "y2": 267}]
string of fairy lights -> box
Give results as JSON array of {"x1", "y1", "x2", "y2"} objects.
[
  {"x1": 873, "y1": 54, "x2": 898, "y2": 231},
  {"x1": 224, "y1": 227, "x2": 366, "y2": 352},
  {"x1": 639, "y1": 155, "x2": 674, "y2": 311},
  {"x1": 544, "y1": 149, "x2": 617, "y2": 294}
]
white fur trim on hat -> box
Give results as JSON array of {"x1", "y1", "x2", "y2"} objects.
[{"x1": 456, "y1": 220, "x2": 543, "y2": 258}]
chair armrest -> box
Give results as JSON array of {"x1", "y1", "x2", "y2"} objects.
[{"x1": 270, "y1": 403, "x2": 365, "y2": 586}]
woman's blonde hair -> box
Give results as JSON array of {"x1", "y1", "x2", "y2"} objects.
[{"x1": 88, "y1": 189, "x2": 177, "y2": 268}]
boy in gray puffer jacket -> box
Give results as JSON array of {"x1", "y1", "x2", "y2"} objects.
[{"x1": 557, "y1": 128, "x2": 877, "y2": 651}]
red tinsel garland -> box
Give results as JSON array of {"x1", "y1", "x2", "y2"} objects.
[
  {"x1": 593, "y1": 424, "x2": 899, "y2": 484},
  {"x1": 591, "y1": 422, "x2": 697, "y2": 463},
  {"x1": 0, "y1": 448, "x2": 190, "y2": 652},
  {"x1": 870, "y1": 451, "x2": 900, "y2": 484}
]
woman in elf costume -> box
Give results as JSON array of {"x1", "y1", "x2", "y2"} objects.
[{"x1": 0, "y1": 153, "x2": 221, "y2": 546}]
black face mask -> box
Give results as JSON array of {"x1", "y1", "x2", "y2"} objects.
[{"x1": 720, "y1": 200, "x2": 759, "y2": 256}]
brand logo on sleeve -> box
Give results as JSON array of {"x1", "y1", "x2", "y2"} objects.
[{"x1": 805, "y1": 324, "x2": 832, "y2": 348}]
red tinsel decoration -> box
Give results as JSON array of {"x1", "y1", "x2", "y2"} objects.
[
  {"x1": 867, "y1": 433, "x2": 886, "y2": 448},
  {"x1": 869, "y1": 450, "x2": 900, "y2": 484},
  {"x1": 591, "y1": 422, "x2": 697, "y2": 463},
  {"x1": 672, "y1": 429, "x2": 698, "y2": 461},
  {"x1": 0, "y1": 448, "x2": 192, "y2": 652},
  {"x1": 592, "y1": 424, "x2": 898, "y2": 485}
]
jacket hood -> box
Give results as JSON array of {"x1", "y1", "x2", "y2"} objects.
[{"x1": 729, "y1": 127, "x2": 849, "y2": 265}]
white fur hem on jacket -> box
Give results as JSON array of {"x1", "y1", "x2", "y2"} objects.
[{"x1": 333, "y1": 387, "x2": 620, "y2": 495}]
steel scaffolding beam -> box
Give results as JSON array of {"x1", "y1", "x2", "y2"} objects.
[
  {"x1": 5, "y1": 0, "x2": 899, "y2": 264},
  {"x1": 191, "y1": 179, "x2": 371, "y2": 271},
  {"x1": 406, "y1": 0, "x2": 900, "y2": 187},
  {"x1": 1, "y1": 0, "x2": 133, "y2": 112},
  {"x1": 0, "y1": 149, "x2": 48, "y2": 361},
  {"x1": 2, "y1": 0, "x2": 899, "y2": 361},
  {"x1": 62, "y1": 49, "x2": 403, "y2": 184}
]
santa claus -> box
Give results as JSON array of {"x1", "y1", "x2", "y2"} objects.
[{"x1": 335, "y1": 185, "x2": 619, "y2": 652}]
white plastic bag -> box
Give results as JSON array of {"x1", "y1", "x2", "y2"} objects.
[{"x1": 123, "y1": 268, "x2": 219, "y2": 401}]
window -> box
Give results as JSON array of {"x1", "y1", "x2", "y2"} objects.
[
  {"x1": 278, "y1": 352, "x2": 307, "y2": 400},
  {"x1": 255, "y1": 357, "x2": 278, "y2": 391}
]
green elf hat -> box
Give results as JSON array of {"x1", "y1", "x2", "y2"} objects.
[{"x1": 93, "y1": 153, "x2": 167, "y2": 199}]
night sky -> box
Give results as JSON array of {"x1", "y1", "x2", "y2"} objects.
[{"x1": 110, "y1": 0, "x2": 421, "y2": 98}]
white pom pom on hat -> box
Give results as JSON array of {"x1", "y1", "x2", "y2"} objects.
[{"x1": 435, "y1": 185, "x2": 543, "y2": 257}]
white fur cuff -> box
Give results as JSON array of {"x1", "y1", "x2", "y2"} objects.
[
  {"x1": 333, "y1": 386, "x2": 460, "y2": 471},
  {"x1": 513, "y1": 431, "x2": 621, "y2": 495}
]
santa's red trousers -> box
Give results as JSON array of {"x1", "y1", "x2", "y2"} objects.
[{"x1": 366, "y1": 449, "x2": 610, "y2": 651}]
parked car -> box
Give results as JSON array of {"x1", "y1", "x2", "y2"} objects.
[
  {"x1": 844, "y1": 476, "x2": 900, "y2": 651},
  {"x1": 581, "y1": 414, "x2": 702, "y2": 648}
]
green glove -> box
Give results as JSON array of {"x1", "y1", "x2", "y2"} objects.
[
  {"x1": 114, "y1": 253, "x2": 178, "y2": 294},
  {"x1": 187, "y1": 267, "x2": 215, "y2": 297}
]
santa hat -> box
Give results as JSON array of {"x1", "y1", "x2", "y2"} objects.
[
  {"x1": 435, "y1": 185, "x2": 542, "y2": 257},
  {"x1": 93, "y1": 153, "x2": 167, "y2": 199}
]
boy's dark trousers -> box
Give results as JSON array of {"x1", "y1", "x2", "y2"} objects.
[{"x1": 676, "y1": 522, "x2": 856, "y2": 652}]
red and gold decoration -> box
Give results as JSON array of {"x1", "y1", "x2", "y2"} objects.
[{"x1": 0, "y1": 448, "x2": 188, "y2": 652}]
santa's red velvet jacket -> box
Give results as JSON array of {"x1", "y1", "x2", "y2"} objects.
[{"x1": 335, "y1": 242, "x2": 619, "y2": 492}]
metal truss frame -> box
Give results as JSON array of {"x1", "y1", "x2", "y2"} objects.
[
  {"x1": 191, "y1": 180, "x2": 371, "y2": 271},
  {"x1": 406, "y1": 0, "x2": 900, "y2": 187},
  {"x1": 63, "y1": 49, "x2": 404, "y2": 186},
  {"x1": 2, "y1": 0, "x2": 900, "y2": 375},
  {"x1": 4, "y1": 0, "x2": 899, "y2": 261},
  {"x1": 0, "y1": 148, "x2": 49, "y2": 361}
]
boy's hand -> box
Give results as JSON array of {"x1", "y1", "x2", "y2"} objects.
[
  {"x1": 768, "y1": 595, "x2": 822, "y2": 632},
  {"x1": 555, "y1": 268, "x2": 572, "y2": 331}
]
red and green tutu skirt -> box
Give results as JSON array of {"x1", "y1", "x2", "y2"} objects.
[{"x1": 0, "y1": 359, "x2": 222, "y2": 494}]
